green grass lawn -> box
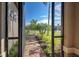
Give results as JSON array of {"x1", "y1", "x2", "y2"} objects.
[{"x1": 54, "y1": 31, "x2": 61, "y2": 36}]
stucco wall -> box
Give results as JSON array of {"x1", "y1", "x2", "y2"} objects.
[
  {"x1": 74, "y1": 3, "x2": 79, "y2": 49},
  {"x1": 1, "y1": 3, "x2": 6, "y2": 57},
  {"x1": 64, "y1": 2, "x2": 79, "y2": 56},
  {"x1": 64, "y1": 3, "x2": 75, "y2": 48}
]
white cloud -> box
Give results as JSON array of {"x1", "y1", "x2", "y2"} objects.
[
  {"x1": 55, "y1": 4, "x2": 61, "y2": 11},
  {"x1": 55, "y1": 12, "x2": 61, "y2": 17},
  {"x1": 55, "y1": 3, "x2": 61, "y2": 17},
  {"x1": 40, "y1": 15, "x2": 48, "y2": 18},
  {"x1": 55, "y1": 17, "x2": 61, "y2": 20},
  {"x1": 37, "y1": 18, "x2": 51, "y2": 25},
  {"x1": 37, "y1": 19, "x2": 48, "y2": 24},
  {"x1": 25, "y1": 22, "x2": 30, "y2": 26}
]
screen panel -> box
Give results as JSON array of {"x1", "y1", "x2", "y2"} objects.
[
  {"x1": 54, "y1": 2, "x2": 64, "y2": 57},
  {"x1": 8, "y1": 2, "x2": 18, "y2": 37},
  {"x1": 7, "y1": 2, "x2": 18, "y2": 57},
  {"x1": 54, "y1": 2, "x2": 62, "y2": 36},
  {"x1": 23, "y1": 2, "x2": 52, "y2": 57}
]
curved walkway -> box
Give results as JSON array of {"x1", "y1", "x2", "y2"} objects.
[{"x1": 23, "y1": 35, "x2": 46, "y2": 57}]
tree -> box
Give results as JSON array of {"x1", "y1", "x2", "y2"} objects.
[
  {"x1": 30, "y1": 19, "x2": 37, "y2": 30},
  {"x1": 43, "y1": 2, "x2": 51, "y2": 35},
  {"x1": 37, "y1": 23, "x2": 48, "y2": 36},
  {"x1": 25, "y1": 19, "x2": 50, "y2": 36},
  {"x1": 25, "y1": 19, "x2": 37, "y2": 35}
]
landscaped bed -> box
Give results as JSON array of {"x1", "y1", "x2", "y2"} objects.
[{"x1": 25, "y1": 30, "x2": 61, "y2": 56}]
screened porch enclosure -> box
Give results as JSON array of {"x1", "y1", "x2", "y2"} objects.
[
  {"x1": 1, "y1": 2, "x2": 79, "y2": 57},
  {"x1": 4, "y1": 2, "x2": 64, "y2": 57}
]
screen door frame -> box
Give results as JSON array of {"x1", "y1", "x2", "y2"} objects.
[
  {"x1": 51, "y1": 2, "x2": 64, "y2": 57},
  {"x1": 5, "y1": 2, "x2": 23, "y2": 57}
]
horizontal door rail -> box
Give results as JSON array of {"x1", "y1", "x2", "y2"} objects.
[
  {"x1": 8, "y1": 37, "x2": 18, "y2": 39},
  {"x1": 54, "y1": 36, "x2": 64, "y2": 38}
]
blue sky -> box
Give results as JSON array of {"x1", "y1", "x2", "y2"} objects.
[{"x1": 23, "y1": 2, "x2": 61, "y2": 26}]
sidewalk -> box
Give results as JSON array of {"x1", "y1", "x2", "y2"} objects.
[{"x1": 23, "y1": 36, "x2": 46, "y2": 57}]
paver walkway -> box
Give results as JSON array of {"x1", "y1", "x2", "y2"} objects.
[{"x1": 23, "y1": 35, "x2": 46, "y2": 57}]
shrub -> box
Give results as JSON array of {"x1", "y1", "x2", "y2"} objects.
[{"x1": 8, "y1": 42, "x2": 18, "y2": 57}]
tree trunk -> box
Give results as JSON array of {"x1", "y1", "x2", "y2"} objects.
[{"x1": 47, "y1": 2, "x2": 51, "y2": 35}]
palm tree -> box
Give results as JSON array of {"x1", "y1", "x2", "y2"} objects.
[
  {"x1": 43, "y1": 2, "x2": 51, "y2": 35},
  {"x1": 30, "y1": 19, "x2": 37, "y2": 30},
  {"x1": 30, "y1": 19, "x2": 37, "y2": 34}
]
